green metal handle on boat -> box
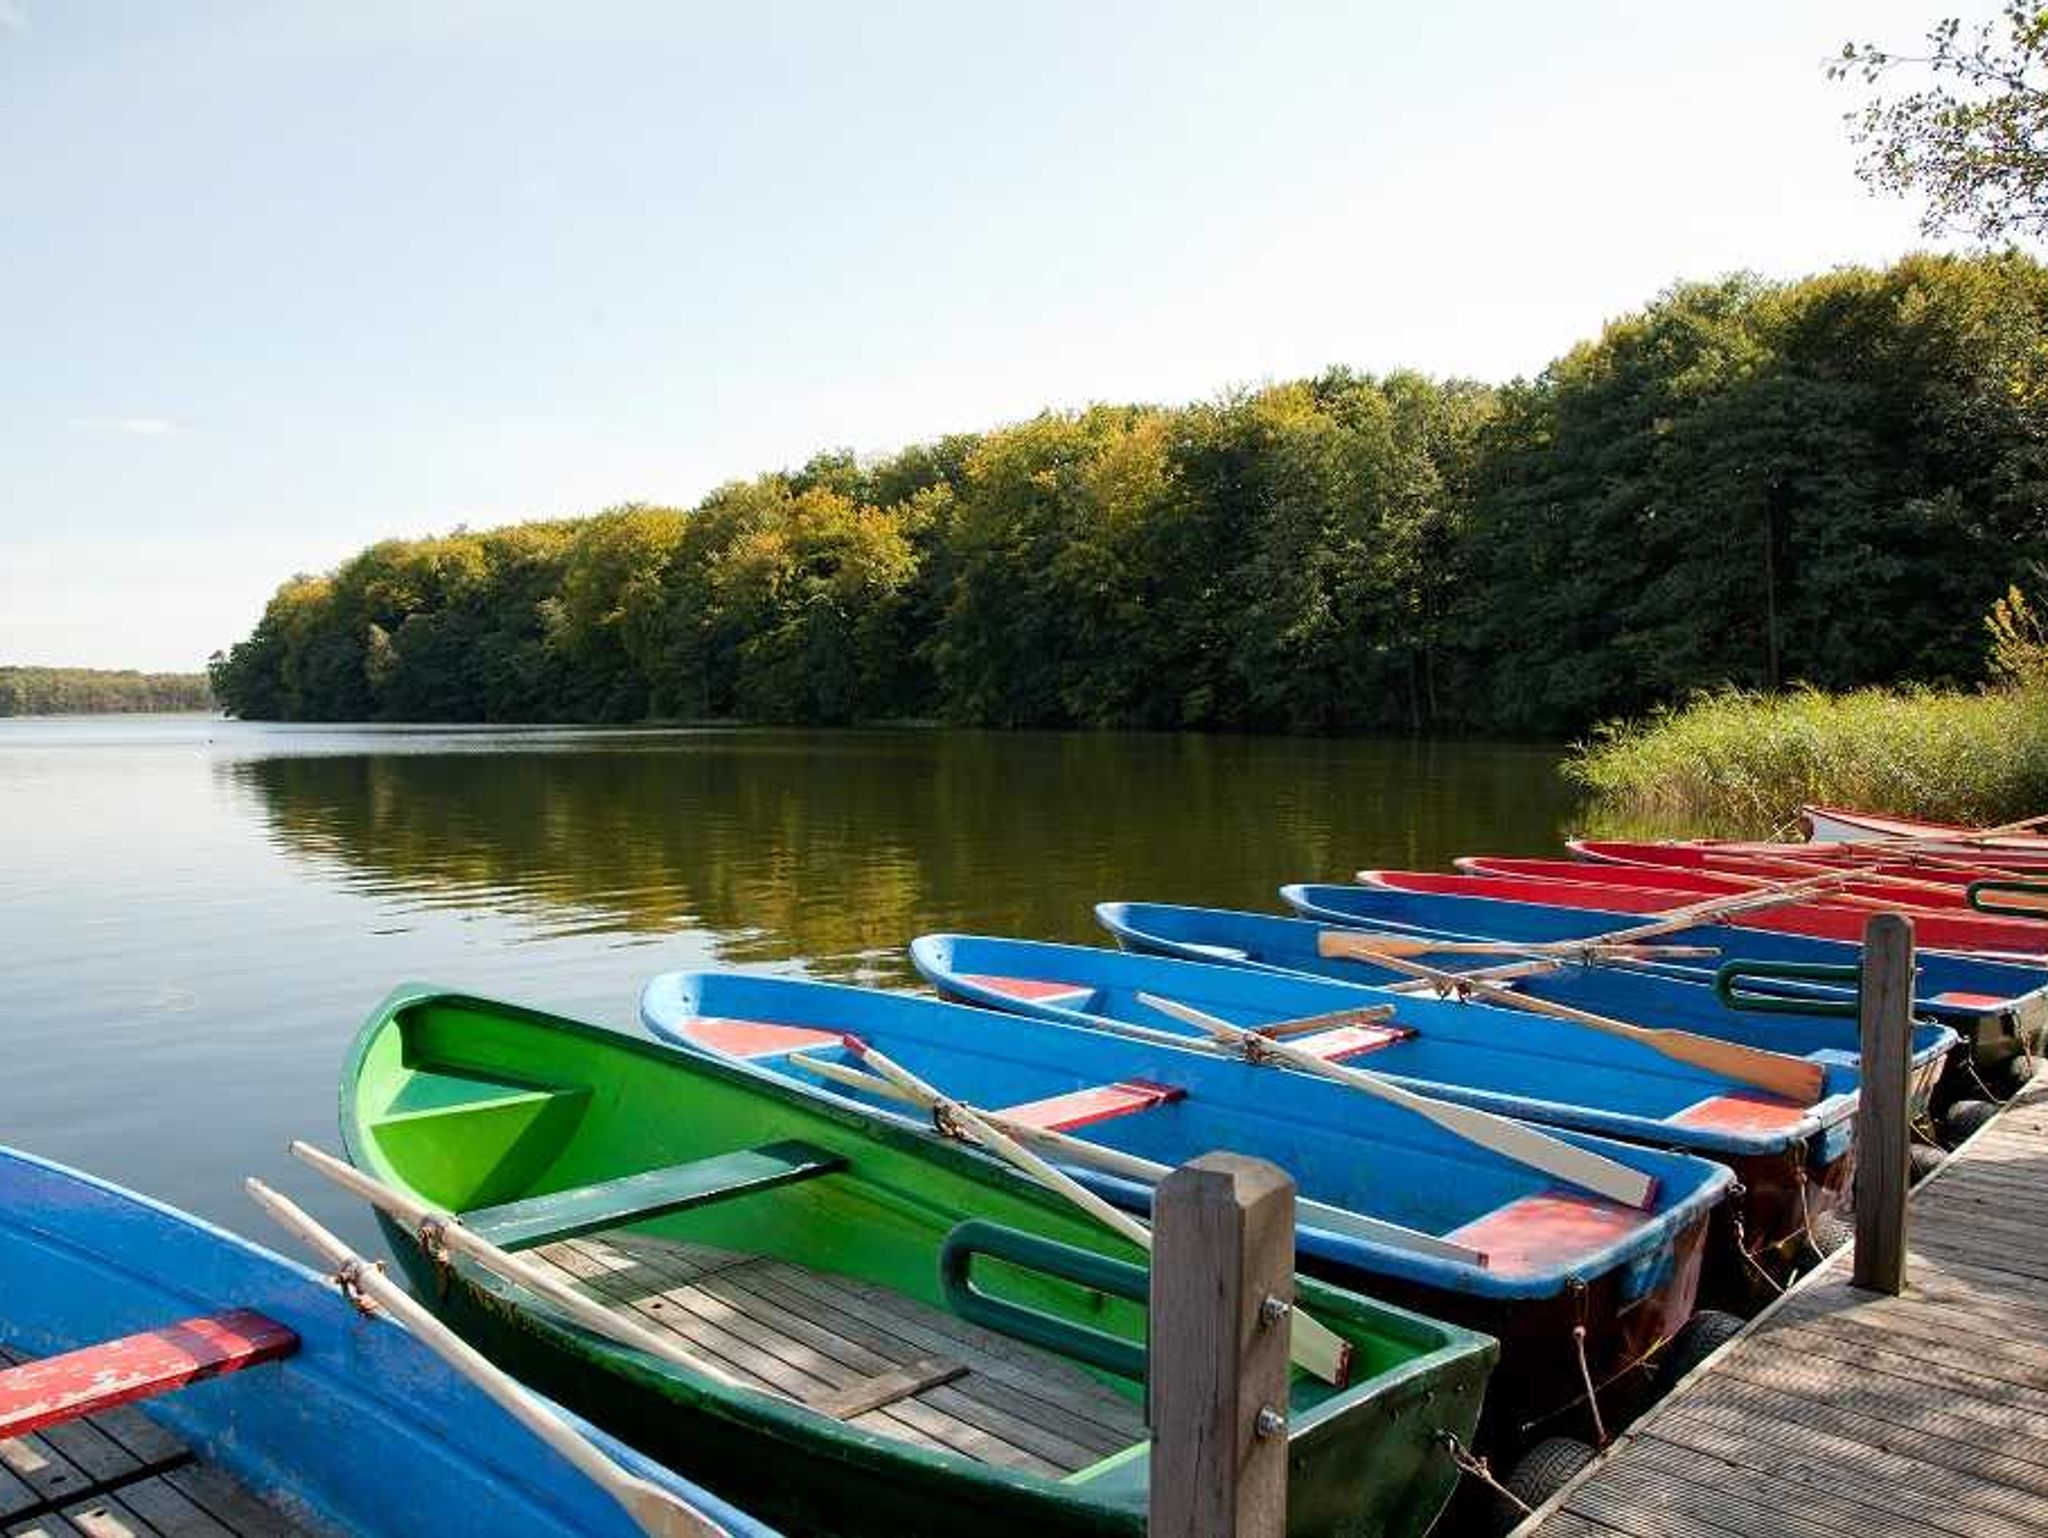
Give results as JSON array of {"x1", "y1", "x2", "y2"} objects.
[
  {"x1": 938, "y1": 1219, "x2": 1149, "y2": 1382},
  {"x1": 1713, "y1": 959, "x2": 1862, "y2": 1018},
  {"x1": 1965, "y1": 878, "x2": 2048, "y2": 919}
]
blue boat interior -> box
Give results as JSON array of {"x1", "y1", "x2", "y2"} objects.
[
  {"x1": 1277, "y1": 882, "x2": 2048, "y2": 1012},
  {"x1": 1093, "y1": 901, "x2": 1958, "y2": 1073},
  {"x1": 0, "y1": 1147, "x2": 774, "y2": 1538},
  {"x1": 908, "y1": 933, "x2": 1871, "y2": 1155},
  {"x1": 641, "y1": 970, "x2": 1733, "y2": 1300}
]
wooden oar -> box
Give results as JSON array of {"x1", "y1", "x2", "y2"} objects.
[
  {"x1": 782, "y1": 1050, "x2": 1486, "y2": 1266},
  {"x1": 1499, "y1": 867, "x2": 1861, "y2": 952},
  {"x1": 838, "y1": 1037, "x2": 1354, "y2": 1388},
  {"x1": 246, "y1": 1179, "x2": 730, "y2": 1538},
  {"x1": 288, "y1": 1142, "x2": 790, "y2": 1403},
  {"x1": 1329, "y1": 932, "x2": 1719, "y2": 962},
  {"x1": 1132, "y1": 993, "x2": 1659, "y2": 1210},
  {"x1": 1314, "y1": 934, "x2": 1827, "y2": 1104},
  {"x1": 1252, "y1": 1002, "x2": 1403, "y2": 1039},
  {"x1": 1696, "y1": 849, "x2": 1974, "y2": 904},
  {"x1": 1977, "y1": 810, "x2": 2048, "y2": 838}
]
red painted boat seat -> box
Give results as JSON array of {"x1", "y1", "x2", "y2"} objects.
[
  {"x1": 1928, "y1": 991, "x2": 2011, "y2": 1009},
  {"x1": 1443, "y1": 1191, "x2": 1658, "y2": 1278},
  {"x1": 1289, "y1": 1022, "x2": 1414, "y2": 1062},
  {"x1": 1667, "y1": 1093, "x2": 1809, "y2": 1133},
  {"x1": 958, "y1": 974, "x2": 1096, "y2": 1009},
  {"x1": 996, "y1": 1079, "x2": 1187, "y2": 1133},
  {"x1": 686, "y1": 1016, "x2": 842, "y2": 1059},
  {"x1": 0, "y1": 1310, "x2": 298, "y2": 1440}
]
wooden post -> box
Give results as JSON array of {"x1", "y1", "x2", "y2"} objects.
[
  {"x1": 1149, "y1": 1153, "x2": 1296, "y2": 1538},
  {"x1": 1852, "y1": 912, "x2": 1915, "y2": 1295}
]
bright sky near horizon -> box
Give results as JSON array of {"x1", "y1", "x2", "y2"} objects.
[{"x1": 0, "y1": 0, "x2": 2001, "y2": 670}]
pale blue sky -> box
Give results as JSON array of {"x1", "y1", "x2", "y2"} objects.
[{"x1": 0, "y1": 1, "x2": 1991, "y2": 670}]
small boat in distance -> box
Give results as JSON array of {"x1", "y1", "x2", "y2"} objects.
[
  {"x1": 0, "y1": 1144, "x2": 774, "y2": 1538},
  {"x1": 342, "y1": 984, "x2": 1497, "y2": 1538},
  {"x1": 1801, "y1": 803, "x2": 2048, "y2": 851}
]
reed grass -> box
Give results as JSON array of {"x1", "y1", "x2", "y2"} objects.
[{"x1": 1567, "y1": 685, "x2": 2048, "y2": 838}]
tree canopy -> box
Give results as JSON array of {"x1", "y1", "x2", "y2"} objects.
[
  {"x1": 0, "y1": 667, "x2": 214, "y2": 716},
  {"x1": 211, "y1": 252, "x2": 2048, "y2": 738}
]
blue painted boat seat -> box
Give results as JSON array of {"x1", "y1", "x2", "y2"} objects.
[{"x1": 462, "y1": 1141, "x2": 846, "y2": 1250}]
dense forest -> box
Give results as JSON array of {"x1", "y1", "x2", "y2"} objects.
[
  {"x1": 209, "y1": 252, "x2": 2048, "y2": 737},
  {"x1": 0, "y1": 667, "x2": 214, "y2": 716}
]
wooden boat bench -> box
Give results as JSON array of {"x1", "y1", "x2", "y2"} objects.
[
  {"x1": 995, "y1": 1080, "x2": 1186, "y2": 1133},
  {"x1": 461, "y1": 1140, "x2": 847, "y2": 1251},
  {"x1": 0, "y1": 1310, "x2": 299, "y2": 1441}
]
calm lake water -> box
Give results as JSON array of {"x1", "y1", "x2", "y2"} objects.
[{"x1": 0, "y1": 716, "x2": 1580, "y2": 1248}]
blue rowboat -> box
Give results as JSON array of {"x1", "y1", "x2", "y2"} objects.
[
  {"x1": 1278, "y1": 881, "x2": 2043, "y2": 1081},
  {"x1": 1095, "y1": 900, "x2": 1956, "y2": 1070},
  {"x1": 908, "y1": 931, "x2": 1895, "y2": 1286},
  {"x1": 641, "y1": 968, "x2": 1731, "y2": 1450},
  {"x1": 0, "y1": 1144, "x2": 774, "y2": 1538}
]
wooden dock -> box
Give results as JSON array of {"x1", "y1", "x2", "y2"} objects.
[{"x1": 1515, "y1": 1077, "x2": 2048, "y2": 1538}]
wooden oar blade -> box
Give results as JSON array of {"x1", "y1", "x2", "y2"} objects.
[
  {"x1": 1647, "y1": 1030, "x2": 1826, "y2": 1103},
  {"x1": 1391, "y1": 1093, "x2": 1652, "y2": 1209},
  {"x1": 1311, "y1": 931, "x2": 1438, "y2": 958},
  {"x1": 1136, "y1": 992, "x2": 1658, "y2": 1211}
]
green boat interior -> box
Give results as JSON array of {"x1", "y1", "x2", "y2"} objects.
[{"x1": 352, "y1": 998, "x2": 1288, "y2": 1483}]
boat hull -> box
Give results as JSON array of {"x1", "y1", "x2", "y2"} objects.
[
  {"x1": 1279, "y1": 884, "x2": 2047, "y2": 1079},
  {"x1": 1801, "y1": 804, "x2": 2048, "y2": 852},
  {"x1": 911, "y1": 934, "x2": 1861, "y2": 1305},
  {"x1": 0, "y1": 1147, "x2": 774, "y2": 1538},
  {"x1": 346, "y1": 985, "x2": 1497, "y2": 1538},
  {"x1": 1376, "y1": 865, "x2": 2048, "y2": 958}
]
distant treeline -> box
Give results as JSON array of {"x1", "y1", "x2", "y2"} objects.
[
  {"x1": 210, "y1": 252, "x2": 2048, "y2": 736},
  {"x1": 0, "y1": 667, "x2": 213, "y2": 717}
]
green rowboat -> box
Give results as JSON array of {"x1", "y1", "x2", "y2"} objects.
[{"x1": 339, "y1": 985, "x2": 1496, "y2": 1537}]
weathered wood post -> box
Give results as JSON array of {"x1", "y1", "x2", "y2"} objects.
[
  {"x1": 1852, "y1": 911, "x2": 1915, "y2": 1295},
  {"x1": 1149, "y1": 1152, "x2": 1296, "y2": 1538}
]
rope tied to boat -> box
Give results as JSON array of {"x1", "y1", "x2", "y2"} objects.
[
  {"x1": 333, "y1": 1257, "x2": 386, "y2": 1318},
  {"x1": 1566, "y1": 1279, "x2": 1609, "y2": 1447},
  {"x1": 1789, "y1": 1155, "x2": 1828, "y2": 1263},
  {"x1": 416, "y1": 1214, "x2": 458, "y2": 1298},
  {"x1": 1727, "y1": 1201, "x2": 1786, "y2": 1298},
  {"x1": 1437, "y1": 1430, "x2": 1529, "y2": 1517},
  {"x1": 1961, "y1": 1052, "x2": 2013, "y2": 1107}
]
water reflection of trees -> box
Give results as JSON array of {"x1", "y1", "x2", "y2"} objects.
[{"x1": 227, "y1": 731, "x2": 1579, "y2": 981}]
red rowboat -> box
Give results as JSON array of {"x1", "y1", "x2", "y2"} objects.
[{"x1": 1359, "y1": 867, "x2": 2048, "y2": 958}]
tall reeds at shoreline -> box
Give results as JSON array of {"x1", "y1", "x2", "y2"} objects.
[{"x1": 1569, "y1": 590, "x2": 2048, "y2": 836}]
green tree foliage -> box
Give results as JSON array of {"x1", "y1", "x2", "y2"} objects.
[
  {"x1": 1834, "y1": 3, "x2": 2048, "y2": 241},
  {"x1": 0, "y1": 667, "x2": 213, "y2": 716},
  {"x1": 1464, "y1": 253, "x2": 2048, "y2": 732},
  {"x1": 210, "y1": 252, "x2": 2048, "y2": 736}
]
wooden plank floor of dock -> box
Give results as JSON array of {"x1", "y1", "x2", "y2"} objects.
[{"x1": 1514, "y1": 1078, "x2": 2048, "y2": 1538}]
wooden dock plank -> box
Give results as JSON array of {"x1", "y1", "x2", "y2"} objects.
[{"x1": 1517, "y1": 1081, "x2": 2048, "y2": 1538}]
